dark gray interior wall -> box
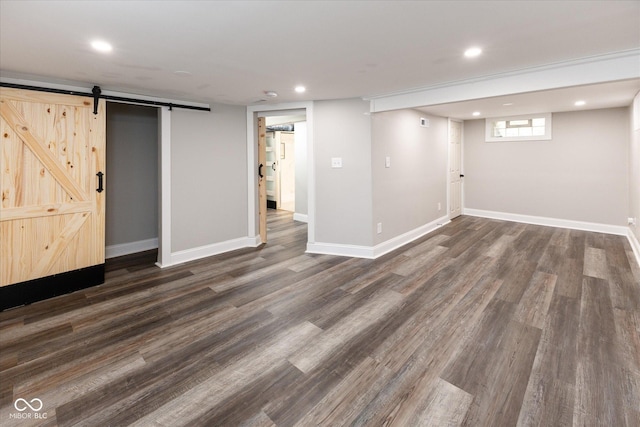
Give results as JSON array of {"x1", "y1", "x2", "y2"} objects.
[{"x1": 106, "y1": 103, "x2": 159, "y2": 247}]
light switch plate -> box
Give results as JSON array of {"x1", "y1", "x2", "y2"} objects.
[{"x1": 385, "y1": 156, "x2": 391, "y2": 168}]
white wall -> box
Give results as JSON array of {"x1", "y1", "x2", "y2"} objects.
[
  {"x1": 171, "y1": 105, "x2": 247, "y2": 252},
  {"x1": 464, "y1": 108, "x2": 629, "y2": 226},
  {"x1": 105, "y1": 103, "x2": 158, "y2": 249},
  {"x1": 371, "y1": 109, "x2": 448, "y2": 245},
  {"x1": 313, "y1": 99, "x2": 373, "y2": 246},
  {"x1": 631, "y1": 92, "x2": 640, "y2": 243}
]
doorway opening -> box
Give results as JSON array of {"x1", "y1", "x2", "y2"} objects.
[
  {"x1": 257, "y1": 110, "x2": 308, "y2": 244},
  {"x1": 105, "y1": 102, "x2": 159, "y2": 259},
  {"x1": 265, "y1": 118, "x2": 302, "y2": 212}
]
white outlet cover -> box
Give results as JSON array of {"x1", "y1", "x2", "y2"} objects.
[{"x1": 331, "y1": 157, "x2": 343, "y2": 168}]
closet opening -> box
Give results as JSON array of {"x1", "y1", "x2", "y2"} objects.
[{"x1": 105, "y1": 102, "x2": 159, "y2": 260}]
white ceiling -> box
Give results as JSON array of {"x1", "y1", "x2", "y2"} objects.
[{"x1": 1, "y1": 1, "x2": 639, "y2": 112}]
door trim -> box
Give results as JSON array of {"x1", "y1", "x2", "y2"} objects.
[
  {"x1": 157, "y1": 106, "x2": 172, "y2": 267},
  {"x1": 246, "y1": 102, "x2": 315, "y2": 245}
]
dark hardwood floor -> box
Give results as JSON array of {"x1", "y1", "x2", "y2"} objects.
[{"x1": 1, "y1": 210, "x2": 639, "y2": 426}]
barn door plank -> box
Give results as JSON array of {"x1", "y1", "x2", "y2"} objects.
[
  {"x1": 0, "y1": 201, "x2": 93, "y2": 222},
  {"x1": 29, "y1": 212, "x2": 90, "y2": 279},
  {"x1": 0, "y1": 98, "x2": 88, "y2": 202}
]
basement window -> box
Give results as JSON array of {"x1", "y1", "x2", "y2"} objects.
[{"x1": 485, "y1": 113, "x2": 552, "y2": 142}]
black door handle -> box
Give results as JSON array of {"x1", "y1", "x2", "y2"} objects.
[
  {"x1": 96, "y1": 171, "x2": 104, "y2": 193},
  {"x1": 460, "y1": 174, "x2": 465, "y2": 178},
  {"x1": 258, "y1": 164, "x2": 264, "y2": 178}
]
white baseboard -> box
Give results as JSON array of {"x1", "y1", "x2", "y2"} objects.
[
  {"x1": 306, "y1": 215, "x2": 450, "y2": 259},
  {"x1": 464, "y1": 209, "x2": 628, "y2": 236},
  {"x1": 628, "y1": 229, "x2": 640, "y2": 269},
  {"x1": 106, "y1": 238, "x2": 158, "y2": 259},
  {"x1": 293, "y1": 213, "x2": 308, "y2": 223},
  {"x1": 306, "y1": 242, "x2": 375, "y2": 259},
  {"x1": 372, "y1": 215, "x2": 450, "y2": 258},
  {"x1": 165, "y1": 236, "x2": 260, "y2": 268},
  {"x1": 247, "y1": 235, "x2": 262, "y2": 247}
]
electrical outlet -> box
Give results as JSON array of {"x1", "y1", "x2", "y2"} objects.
[
  {"x1": 437, "y1": 202, "x2": 442, "y2": 211},
  {"x1": 377, "y1": 222, "x2": 382, "y2": 234},
  {"x1": 385, "y1": 156, "x2": 391, "y2": 168},
  {"x1": 629, "y1": 217, "x2": 637, "y2": 226},
  {"x1": 331, "y1": 157, "x2": 342, "y2": 168}
]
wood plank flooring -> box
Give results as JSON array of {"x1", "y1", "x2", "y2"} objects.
[{"x1": 1, "y1": 210, "x2": 639, "y2": 426}]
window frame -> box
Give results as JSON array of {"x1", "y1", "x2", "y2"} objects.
[{"x1": 485, "y1": 113, "x2": 552, "y2": 142}]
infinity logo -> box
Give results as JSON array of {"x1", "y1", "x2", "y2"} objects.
[{"x1": 14, "y1": 398, "x2": 43, "y2": 412}]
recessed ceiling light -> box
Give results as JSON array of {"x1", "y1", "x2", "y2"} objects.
[
  {"x1": 295, "y1": 86, "x2": 306, "y2": 93},
  {"x1": 472, "y1": 111, "x2": 481, "y2": 116},
  {"x1": 174, "y1": 70, "x2": 192, "y2": 76},
  {"x1": 574, "y1": 100, "x2": 586, "y2": 106},
  {"x1": 91, "y1": 40, "x2": 112, "y2": 53},
  {"x1": 464, "y1": 47, "x2": 482, "y2": 58},
  {"x1": 503, "y1": 102, "x2": 514, "y2": 106},
  {"x1": 264, "y1": 91, "x2": 278, "y2": 98}
]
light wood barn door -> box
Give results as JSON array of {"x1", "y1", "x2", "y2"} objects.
[
  {"x1": 258, "y1": 117, "x2": 267, "y2": 243},
  {"x1": 0, "y1": 88, "x2": 106, "y2": 288}
]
